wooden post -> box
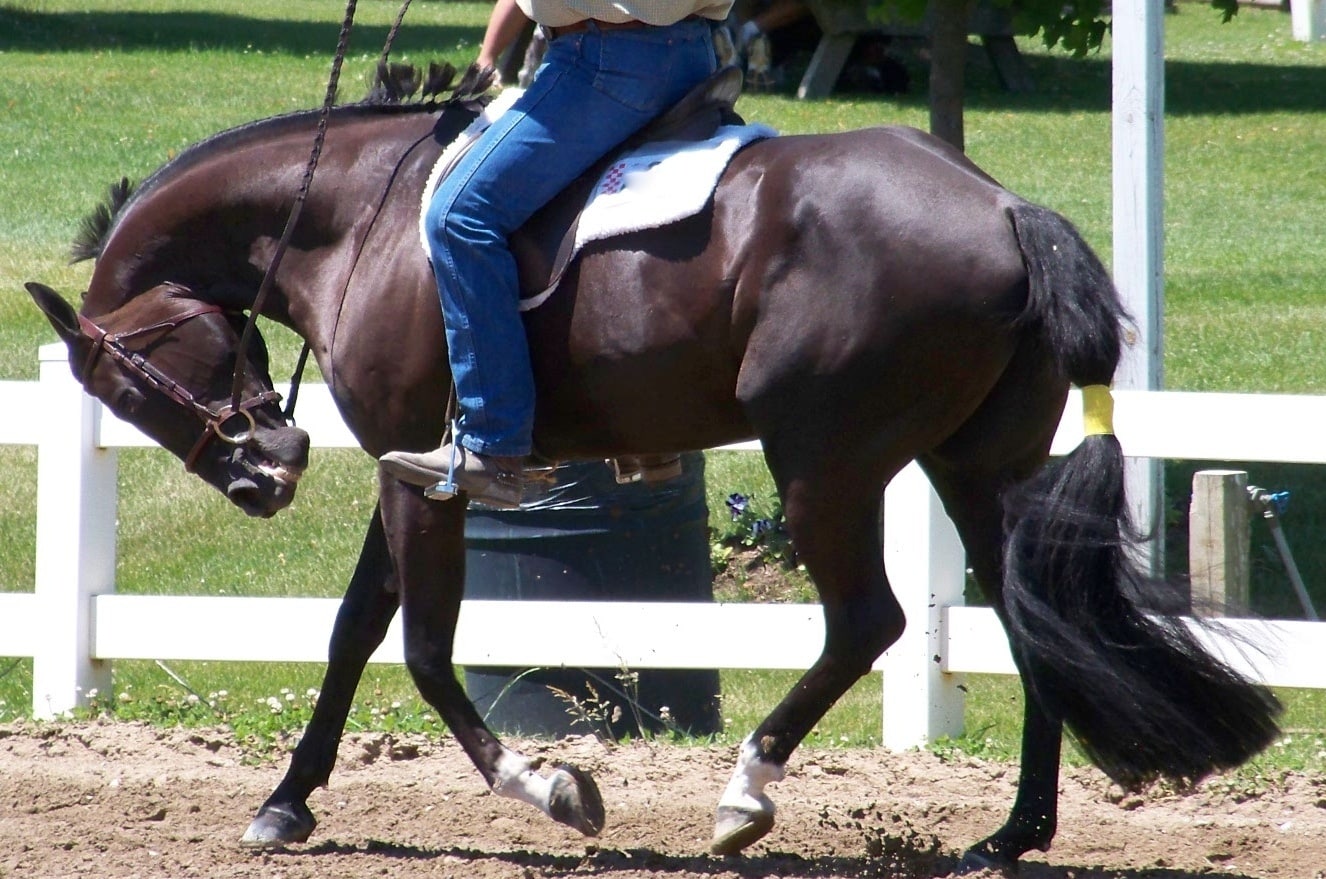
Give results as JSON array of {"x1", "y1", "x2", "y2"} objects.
[
  {"x1": 927, "y1": 0, "x2": 975, "y2": 151},
  {"x1": 1188, "y1": 469, "x2": 1250, "y2": 617}
]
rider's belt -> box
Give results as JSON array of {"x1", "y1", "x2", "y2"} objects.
[{"x1": 546, "y1": 16, "x2": 697, "y2": 39}]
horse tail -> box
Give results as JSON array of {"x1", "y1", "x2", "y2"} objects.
[{"x1": 999, "y1": 201, "x2": 1280, "y2": 789}]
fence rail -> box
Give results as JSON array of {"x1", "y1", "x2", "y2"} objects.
[{"x1": 5, "y1": 343, "x2": 1326, "y2": 744}]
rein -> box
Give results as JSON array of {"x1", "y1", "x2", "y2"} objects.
[
  {"x1": 231, "y1": 0, "x2": 414, "y2": 423},
  {"x1": 78, "y1": 305, "x2": 283, "y2": 473}
]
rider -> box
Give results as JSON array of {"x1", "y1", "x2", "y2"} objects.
[{"x1": 379, "y1": 0, "x2": 733, "y2": 507}]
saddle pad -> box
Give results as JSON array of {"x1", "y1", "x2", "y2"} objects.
[{"x1": 572, "y1": 121, "x2": 777, "y2": 250}]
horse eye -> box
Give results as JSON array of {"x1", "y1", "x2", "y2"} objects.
[{"x1": 110, "y1": 387, "x2": 146, "y2": 417}]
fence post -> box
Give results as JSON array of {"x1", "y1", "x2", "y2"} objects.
[
  {"x1": 1188, "y1": 469, "x2": 1249, "y2": 616},
  {"x1": 880, "y1": 461, "x2": 966, "y2": 749},
  {"x1": 1292, "y1": 0, "x2": 1324, "y2": 41},
  {"x1": 32, "y1": 343, "x2": 117, "y2": 718}
]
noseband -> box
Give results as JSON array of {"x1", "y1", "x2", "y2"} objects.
[{"x1": 76, "y1": 304, "x2": 284, "y2": 472}]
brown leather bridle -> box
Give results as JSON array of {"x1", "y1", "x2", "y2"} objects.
[{"x1": 77, "y1": 304, "x2": 284, "y2": 473}]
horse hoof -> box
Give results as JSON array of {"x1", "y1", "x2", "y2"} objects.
[
  {"x1": 548, "y1": 763, "x2": 605, "y2": 836},
  {"x1": 955, "y1": 846, "x2": 1018, "y2": 876},
  {"x1": 710, "y1": 805, "x2": 775, "y2": 856},
  {"x1": 239, "y1": 803, "x2": 316, "y2": 848}
]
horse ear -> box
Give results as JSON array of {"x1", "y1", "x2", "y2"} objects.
[{"x1": 26, "y1": 282, "x2": 81, "y2": 345}]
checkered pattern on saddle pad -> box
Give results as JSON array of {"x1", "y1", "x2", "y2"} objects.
[{"x1": 573, "y1": 122, "x2": 776, "y2": 249}]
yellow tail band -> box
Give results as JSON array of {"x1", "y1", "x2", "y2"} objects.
[{"x1": 1081, "y1": 384, "x2": 1114, "y2": 437}]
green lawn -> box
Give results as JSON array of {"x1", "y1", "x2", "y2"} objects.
[{"x1": 1, "y1": 0, "x2": 1325, "y2": 775}]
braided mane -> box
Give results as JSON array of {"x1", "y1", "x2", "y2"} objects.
[{"x1": 70, "y1": 61, "x2": 497, "y2": 265}]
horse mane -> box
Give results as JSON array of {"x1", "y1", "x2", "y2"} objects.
[
  {"x1": 70, "y1": 61, "x2": 497, "y2": 265},
  {"x1": 71, "y1": 176, "x2": 136, "y2": 264},
  {"x1": 366, "y1": 60, "x2": 497, "y2": 106}
]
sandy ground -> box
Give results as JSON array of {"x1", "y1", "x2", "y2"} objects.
[{"x1": 2, "y1": 721, "x2": 1325, "y2": 879}]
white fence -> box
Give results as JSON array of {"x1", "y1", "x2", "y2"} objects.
[{"x1": 4, "y1": 342, "x2": 1326, "y2": 745}]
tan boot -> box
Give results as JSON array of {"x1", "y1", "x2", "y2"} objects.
[{"x1": 380, "y1": 443, "x2": 524, "y2": 509}]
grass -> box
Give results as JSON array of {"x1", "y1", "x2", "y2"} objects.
[{"x1": 1, "y1": 0, "x2": 1325, "y2": 779}]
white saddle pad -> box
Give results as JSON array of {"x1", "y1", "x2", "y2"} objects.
[{"x1": 573, "y1": 121, "x2": 777, "y2": 249}]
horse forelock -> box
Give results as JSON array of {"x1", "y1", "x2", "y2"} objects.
[{"x1": 72, "y1": 62, "x2": 492, "y2": 269}]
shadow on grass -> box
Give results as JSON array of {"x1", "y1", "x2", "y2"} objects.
[
  {"x1": 789, "y1": 42, "x2": 1326, "y2": 116},
  {"x1": 0, "y1": 8, "x2": 478, "y2": 60},
  {"x1": 6, "y1": 8, "x2": 1326, "y2": 117}
]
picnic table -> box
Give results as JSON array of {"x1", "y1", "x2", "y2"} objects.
[{"x1": 795, "y1": 0, "x2": 1034, "y2": 98}]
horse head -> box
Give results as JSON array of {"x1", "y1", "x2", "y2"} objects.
[{"x1": 27, "y1": 281, "x2": 310, "y2": 518}]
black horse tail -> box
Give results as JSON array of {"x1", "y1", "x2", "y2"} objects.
[{"x1": 1000, "y1": 201, "x2": 1281, "y2": 789}]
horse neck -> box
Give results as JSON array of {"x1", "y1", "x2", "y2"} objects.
[{"x1": 87, "y1": 105, "x2": 449, "y2": 333}]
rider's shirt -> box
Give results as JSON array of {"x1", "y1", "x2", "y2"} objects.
[{"x1": 517, "y1": 0, "x2": 732, "y2": 28}]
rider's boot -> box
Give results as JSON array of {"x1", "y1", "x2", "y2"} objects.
[{"x1": 379, "y1": 443, "x2": 524, "y2": 509}]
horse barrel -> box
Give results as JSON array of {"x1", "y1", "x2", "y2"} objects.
[{"x1": 462, "y1": 452, "x2": 721, "y2": 738}]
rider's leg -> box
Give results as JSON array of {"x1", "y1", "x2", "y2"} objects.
[{"x1": 380, "y1": 20, "x2": 718, "y2": 503}]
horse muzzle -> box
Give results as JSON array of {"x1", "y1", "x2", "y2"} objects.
[{"x1": 218, "y1": 425, "x2": 310, "y2": 518}]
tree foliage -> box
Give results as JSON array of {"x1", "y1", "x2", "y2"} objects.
[{"x1": 870, "y1": 0, "x2": 1241, "y2": 57}]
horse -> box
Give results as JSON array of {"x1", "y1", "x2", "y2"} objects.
[{"x1": 26, "y1": 64, "x2": 1280, "y2": 872}]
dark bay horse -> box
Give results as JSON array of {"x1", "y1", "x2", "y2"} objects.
[{"x1": 27, "y1": 66, "x2": 1279, "y2": 872}]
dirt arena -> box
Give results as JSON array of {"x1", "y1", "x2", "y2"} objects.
[{"x1": 2, "y1": 721, "x2": 1324, "y2": 879}]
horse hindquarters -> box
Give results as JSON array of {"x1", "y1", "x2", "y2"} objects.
[
  {"x1": 929, "y1": 203, "x2": 1281, "y2": 872},
  {"x1": 1000, "y1": 202, "x2": 1281, "y2": 793}
]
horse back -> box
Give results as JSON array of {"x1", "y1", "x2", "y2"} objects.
[{"x1": 517, "y1": 126, "x2": 1033, "y2": 459}]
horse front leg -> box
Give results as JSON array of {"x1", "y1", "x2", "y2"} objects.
[
  {"x1": 378, "y1": 477, "x2": 605, "y2": 838},
  {"x1": 241, "y1": 505, "x2": 400, "y2": 846}
]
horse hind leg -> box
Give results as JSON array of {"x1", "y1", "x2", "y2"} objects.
[
  {"x1": 919, "y1": 453, "x2": 1064, "y2": 872},
  {"x1": 712, "y1": 453, "x2": 905, "y2": 855}
]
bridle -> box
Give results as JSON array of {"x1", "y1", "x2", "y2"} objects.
[{"x1": 77, "y1": 303, "x2": 284, "y2": 473}]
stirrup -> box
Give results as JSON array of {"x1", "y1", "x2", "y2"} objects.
[
  {"x1": 422, "y1": 421, "x2": 464, "y2": 501},
  {"x1": 610, "y1": 454, "x2": 684, "y2": 485}
]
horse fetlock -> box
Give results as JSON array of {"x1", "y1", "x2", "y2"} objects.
[
  {"x1": 547, "y1": 763, "x2": 606, "y2": 836},
  {"x1": 239, "y1": 802, "x2": 316, "y2": 848}
]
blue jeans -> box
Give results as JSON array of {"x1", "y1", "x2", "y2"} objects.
[{"x1": 424, "y1": 18, "x2": 718, "y2": 457}]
